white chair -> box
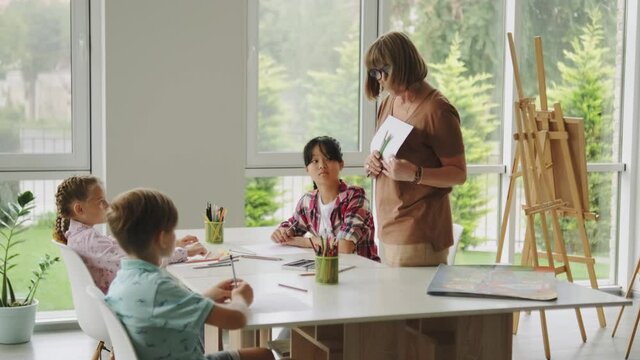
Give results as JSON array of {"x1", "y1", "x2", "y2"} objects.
[
  {"x1": 86, "y1": 285, "x2": 139, "y2": 360},
  {"x1": 447, "y1": 224, "x2": 464, "y2": 265},
  {"x1": 53, "y1": 240, "x2": 111, "y2": 360}
]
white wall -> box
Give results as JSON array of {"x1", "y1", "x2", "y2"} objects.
[{"x1": 104, "y1": 0, "x2": 247, "y2": 228}]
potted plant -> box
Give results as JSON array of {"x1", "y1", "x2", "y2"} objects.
[{"x1": 0, "y1": 191, "x2": 60, "y2": 344}]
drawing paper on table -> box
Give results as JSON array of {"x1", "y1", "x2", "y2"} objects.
[
  {"x1": 427, "y1": 264, "x2": 557, "y2": 301},
  {"x1": 250, "y1": 292, "x2": 310, "y2": 313},
  {"x1": 242, "y1": 243, "x2": 311, "y2": 256},
  {"x1": 370, "y1": 115, "x2": 414, "y2": 160}
]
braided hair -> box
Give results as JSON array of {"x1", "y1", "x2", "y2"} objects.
[{"x1": 53, "y1": 175, "x2": 100, "y2": 244}]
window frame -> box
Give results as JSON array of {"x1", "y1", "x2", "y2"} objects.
[
  {"x1": 247, "y1": 0, "x2": 637, "y2": 288},
  {"x1": 0, "y1": 0, "x2": 95, "y2": 321},
  {"x1": 245, "y1": 0, "x2": 378, "y2": 171},
  {"x1": 0, "y1": 0, "x2": 90, "y2": 172}
]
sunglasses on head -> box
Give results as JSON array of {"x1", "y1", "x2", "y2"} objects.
[{"x1": 368, "y1": 65, "x2": 390, "y2": 80}]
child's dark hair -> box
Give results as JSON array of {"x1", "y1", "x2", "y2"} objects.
[
  {"x1": 54, "y1": 175, "x2": 101, "y2": 244},
  {"x1": 107, "y1": 188, "x2": 178, "y2": 256},
  {"x1": 303, "y1": 136, "x2": 344, "y2": 167}
]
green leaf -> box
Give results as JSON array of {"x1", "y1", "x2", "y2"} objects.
[
  {"x1": 17, "y1": 191, "x2": 35, "y2": 207},
  {"x1": 7, "y1": 277, "x2": 15, "y2": 304},
  {"x1": 16, "y1": 217, "x2": 30, "y2": 226},
  {"x1": 8, "y1": 239, "x2": 25, "y2": 248},
  {"x1": 8, "y1": 203, "x2": 20, "y2": 214},
  {"x1": 0, "y1": 208, "x2": 14, "y2": 222},
  {"x1": 11, "y1": 227, "x2": 28, "y2": 236}
]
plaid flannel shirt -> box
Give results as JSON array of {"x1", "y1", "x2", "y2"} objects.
[{"x1": 279, "y1": 180, "x2": 379, "y2": 261}]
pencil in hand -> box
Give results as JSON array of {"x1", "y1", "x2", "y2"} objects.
[{"x1": 230, "y1": 254, "x2": 238, "y2": 288}]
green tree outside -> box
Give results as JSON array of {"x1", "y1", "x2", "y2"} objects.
[
  {"x1": 245, "y1": 177, "x2": 280, "y2": 227},
  {"x1": 390, "y1": 0, "x2": 504, "y2": 77},
  {"x1": 244, "y1": 53, "x2": 291, "y2": 227},
  {"x1": 305, "y1": 26, "x2": 360, "y2": 150},
  {"x1": 548, "y1": 8, "x2": 614, "y2": 254},
  {"x1": 0, "y1": 0, "x2": 70, "y2": 120},
  {"x1": 516, "y1": 0, "x2": 619, "y2": 101},
  {"x1": 429, "y1": 35, "x2": 499, "y2": 249}
]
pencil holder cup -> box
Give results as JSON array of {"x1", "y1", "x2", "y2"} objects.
[
  {"x1": 204, "y1": 221, "x2": 224, "y2": 244},
  {"x1": 315, "y1": 256, "x2": 339, "y2": 284}
]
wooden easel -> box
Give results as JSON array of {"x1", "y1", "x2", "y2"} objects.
[
  {"x1": 496, "y1": 33, "x2": 606, "y2": 325},
  {"x1": 612, "y1": 258, "x2": 640, "y2": 359},
  {"x1": 496, "y1": 33, "x2": 610, "y2": 359}
]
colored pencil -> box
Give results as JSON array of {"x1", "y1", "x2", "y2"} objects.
[{"x1": 278, "y1": 283, "x2": 308, "y2": 293}]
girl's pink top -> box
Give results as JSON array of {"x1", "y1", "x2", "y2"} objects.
[{"x1": 65, "y1": 219, "x2": 187, "y2": 293}]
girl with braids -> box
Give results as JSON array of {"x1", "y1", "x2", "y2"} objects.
[{"x1": 54, "y1": 175, "x2": 207, "y2": 293}]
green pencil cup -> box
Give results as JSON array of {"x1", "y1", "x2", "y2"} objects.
[
  {"x1": 315, "y1": 256, "x2": 339, "y2": 284},
  {"x1": 205, "y1": 221, "x2": 224, "y2": 244}
]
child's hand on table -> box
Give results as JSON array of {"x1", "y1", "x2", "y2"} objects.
[
  {"x1": 271, "y1": 227, "x2": 294, "y2": 244},
  {"x1": 205, "y1": 278, "x2": 240, "y2": 303},
  {"x1": 176, "y1": 234, "x2": 199, "y2": 247},
  {"x1": 185, "y1": 242, "x2": 207, "y2": 257},
  {"x1": 232, "y1": 281, "x2": 254, "y2": 306}
]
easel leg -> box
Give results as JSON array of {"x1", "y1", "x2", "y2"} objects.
[
  {"x1": 549, "y1": 211, "x2": 587, "y2": 342},
  {"x1": 613, "y1": 258, "x2": 640, "y2": 337},
  {"x1": 513, "y1": 224, "x2": 536, "y2": 335},
  {"x1": 626, "y1": 306, "x2": 640, "y2": 359},
  {"x1": 540, "y1": 310, "x2": 550, "y2": 360},
  {"x1": 574, "y1": 308, "x2": 587, "y2": 343},
  {"x1": 614, "y1": 306, "x2": 628, "y2": 338},
  {"x1": 576, "y1": 217, "x2": 606, "y2": 327},
  {"x1": 496, "y1": 149, "x2": 520, "y2": 263}
]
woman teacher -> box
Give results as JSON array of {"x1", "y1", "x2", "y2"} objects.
[{"x1": 364, "y1": 31, "x2": 466, "y2": 266}]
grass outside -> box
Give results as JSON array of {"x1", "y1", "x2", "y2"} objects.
[
  {"x1": 4, "y1": 225, "x2": 73, "y2": 311},
  {"x1": 455, "y1": 250, "x2": 610, "y2": 281},
  {"x1": 6, "y1": 225, "x2": 611, "y2": 312}
]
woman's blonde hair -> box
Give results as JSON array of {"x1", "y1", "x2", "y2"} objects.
[
  {"x1": 107, "y1": 188, "x2": 178, "y2": 256},
  {"x1": 53, "y1": 175, "x2": 101, "y2": 244},
  {"x1": 364, "y1": 31, "x2": 428, "y2": 100}
]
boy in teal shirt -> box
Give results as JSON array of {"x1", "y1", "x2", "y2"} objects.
[{"x1": 105, "y1": 188, "x2": 273, "y2": 360}]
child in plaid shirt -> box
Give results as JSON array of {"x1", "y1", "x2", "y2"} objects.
[{"x1": 271, "y1": 136, "x2": 379, "y2": 261}]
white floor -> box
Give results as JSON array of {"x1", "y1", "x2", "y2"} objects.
[{"x1": 3, "y1": 301, "x2": 640, "y2": 359}]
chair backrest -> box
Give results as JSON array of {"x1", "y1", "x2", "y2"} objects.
[
  {"x1": 447, "y1": 224, "x2": 464, "y2": 265},
  {"x1": 53, "y1": 240, "x2": 110, "y2": 347},
  {"x1": 86, "y1": 285, "x2": 139, "y2": 360}
]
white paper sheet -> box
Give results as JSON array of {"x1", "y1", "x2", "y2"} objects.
[
  {"x1": 369, "y1": 115, "x2": 414, "y2": 160},
  {"x1": 242, "y1": 243, "x2": 312, "y2": 256},
  {"x1": 250, "y1": 292, "x2": 310, "y2": 313}
]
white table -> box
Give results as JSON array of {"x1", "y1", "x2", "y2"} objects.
[{"x1": 171, "y1": 227, "x2": 631, "y2": 359}]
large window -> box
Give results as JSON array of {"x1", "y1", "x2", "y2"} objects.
[
  {"x1": 0, "y1": 0, "x2": 90, "y2": 313},
  {"x1": 247, "y1": 0, "x2": 632, "y2": 286},
  {"x1": 247, "y1": 0, "x2": 377, "y2": 168}
]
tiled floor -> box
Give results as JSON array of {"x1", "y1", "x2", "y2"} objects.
[
  {"x1": 3, "y1": 301, "x2": 640, "y2": 359},
  {"x1": 513, "y1": 303, "x2": 640, "y2": 360}
]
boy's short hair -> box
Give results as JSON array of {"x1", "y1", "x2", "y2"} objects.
[{"x1": 107, "y1": 188, "x2": 178, "y2": 255}]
